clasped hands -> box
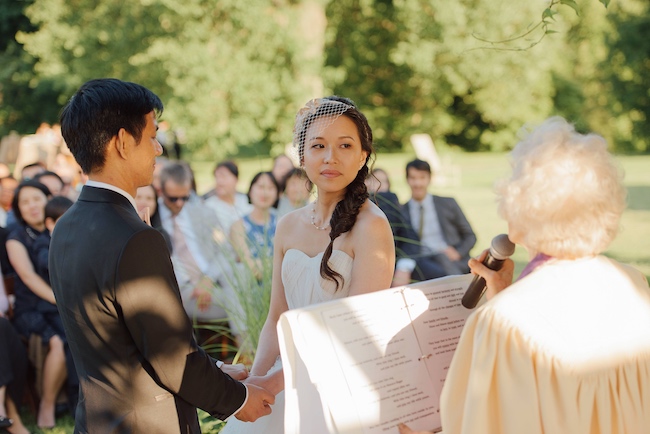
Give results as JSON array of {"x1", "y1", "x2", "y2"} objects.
[{"x1": 222, "y1": 362, "x2": 284, "y2": 423}]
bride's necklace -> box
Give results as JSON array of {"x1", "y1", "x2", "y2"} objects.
[{"x1": 310, "y1": 205, "x2": 331, "y2": 231}]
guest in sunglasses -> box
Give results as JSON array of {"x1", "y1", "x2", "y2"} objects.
[{"x1": 157, "y1": 162, "x2": 240, "y2": 330}]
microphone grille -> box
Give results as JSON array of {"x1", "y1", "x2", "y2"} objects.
[{"x1": 491, "y1": 234, "x2": 516, "y2": 259}]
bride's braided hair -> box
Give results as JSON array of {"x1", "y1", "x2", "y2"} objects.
[{"x1": 294, "y1": 96, "x2": 375, "y2": 290}]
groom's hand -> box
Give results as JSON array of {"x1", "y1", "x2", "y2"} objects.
[{"x1": 234, "y1": 384, "x2": 274, "y2": 422}]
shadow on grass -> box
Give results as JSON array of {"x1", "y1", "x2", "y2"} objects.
[
  {"x1": 20, "y1": 406, "x2": 224, "y2": 433},
  {"x1": 20, "y1": 409, "x2": 74, "y2": 434}
]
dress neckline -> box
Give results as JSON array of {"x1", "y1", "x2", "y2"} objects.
[{"x1": 285, "y1": 248, "x2": 353, "y2": 261}]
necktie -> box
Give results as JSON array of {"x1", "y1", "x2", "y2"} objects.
[
  {"x1": 418, "y1": 204, "x2": 425, "y2": 240},
  {"x1": 172, "y1": 215, "x2": 203, "y2": 286}
]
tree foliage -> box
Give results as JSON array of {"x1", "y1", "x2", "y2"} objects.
[
  {"x1": 325, "y1": 0, "x2": 565, "y2": 151},
  {"x1": 1, "y1": 0, "x2": 648, "y2": 155},
  {"x1": 13, "y1": 0, "x2": 312, "y2": 158},
  {"x1": 0, "y1": 0, "x2": 62, "y2": 135},
  {"x1": 605, "y1": 0, "x2": 650, "y2": 152}
]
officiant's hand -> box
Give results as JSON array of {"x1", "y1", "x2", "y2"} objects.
[
  {"x1": 234, "y1": 383, "x2": 274, "y2": 422},
  {"x1": 392, "y1": 269, "x2": 411, "y2": 287},
  {"x1": 468, "y1": 249, "x2": 514, "y2": 300},
  {"x1": 397, "y1": 423, "x2": 433, "y2": 434},
  {"x1": 220, "y1": 363, "x2": 249, "y2": 381}
]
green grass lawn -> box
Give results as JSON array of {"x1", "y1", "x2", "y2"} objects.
[{"x1": 29, "y1": 151, "x2": 649, "y2": 433}]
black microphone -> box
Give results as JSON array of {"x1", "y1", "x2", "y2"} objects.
[{"x1": 461, "y1": 234, "x2": 515, "y2": 309}]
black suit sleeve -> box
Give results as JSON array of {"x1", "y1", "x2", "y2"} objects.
[
  {"x1": 116, "y1": 229, "x2": 246, "y2": 420},
  {"x1": 372, "y1": 192, "x2": 420, "y2": 260},
  {"x1": 443, "y1": 198, "x2": 476, "y2": 258}
]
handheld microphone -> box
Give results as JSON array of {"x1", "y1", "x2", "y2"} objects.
[{"x1": 461, "y1": 234, "x2": 515, "y2": 309}]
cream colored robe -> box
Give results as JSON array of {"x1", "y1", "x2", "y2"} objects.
[{"x1": 441, "y1": 255, "x2": 650, "y2": 434}]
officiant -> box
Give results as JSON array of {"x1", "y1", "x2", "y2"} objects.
[{"x1": 400, "y1": 116, "x2": 650, "y2": 434}]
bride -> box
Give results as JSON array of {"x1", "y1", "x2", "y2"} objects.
[{"x1": 222, "y1": 96, "x2": 395, "y2": 433}]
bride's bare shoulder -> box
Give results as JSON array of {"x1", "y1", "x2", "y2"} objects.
[{"x1": 355, "y1": 200, "x2": 391, "y2": 233}]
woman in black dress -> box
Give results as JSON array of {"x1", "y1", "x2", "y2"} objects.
[
  {"x1": 6, "y1": 180, "x2": 68, "y2": 429},
  {"x1": 0, "y1": 278, "x2": 29, "y2": 434}
]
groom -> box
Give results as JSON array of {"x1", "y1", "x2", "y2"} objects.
[{"x1": 50, "y1": 78, "x2": 274, "y2": 433}]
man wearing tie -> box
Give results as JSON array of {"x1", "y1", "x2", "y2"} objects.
[
  {"x1": 49, "y1": 78, "x2": 274, "y2": 433},
  {"x1": 393, "y1": 159, "x2": 476, "y2": 286}
]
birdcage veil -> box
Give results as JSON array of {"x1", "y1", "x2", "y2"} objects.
[{"x1": 292, "y1": 98, "x2": 353, "y2": 163}]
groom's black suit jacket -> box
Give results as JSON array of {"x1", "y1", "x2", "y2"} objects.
[{"x1": 49, "y1": 186, "x2": 246, "y2": 433}]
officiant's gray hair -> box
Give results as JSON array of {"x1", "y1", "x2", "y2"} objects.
[{"x1": 496, "y1": 116, "x2": 626, "y2": 259}]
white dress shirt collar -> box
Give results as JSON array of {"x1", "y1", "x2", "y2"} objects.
[{"x1": 85, "y1": 180, "x2": 138, "y2": 213}]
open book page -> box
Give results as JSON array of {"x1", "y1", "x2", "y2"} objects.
[
  {"x1": 400, "y1": 276, "x2": 475, "y2": 431},
  {"x1": 278, "y1": 274, "x2": 474, "y2": 434}
]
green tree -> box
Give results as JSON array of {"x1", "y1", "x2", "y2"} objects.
[
  {"x1": 8, "y1": 0, "x2": 647, "y2": 156},
  {"x1": 323, "y1": 0, "x2": 423, "y2": 152},
  {"x1": 17, "y1": 0, "x2": 313, "y2": 159},
  {"x1": 0, "y1": 0, "x2": 62, "y2": 137},
  {"x1": 324, "y1": 0, "x2": 565, "y2": 152},
  {"x1": 606, "y1": 0, "x2": 650, "y2": 152}
]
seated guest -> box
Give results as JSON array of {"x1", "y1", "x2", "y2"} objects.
[
  {"x1": 0, "y1": 271, "x2": 29, "y2": 434},
  {"x1": 33, "y1": 195, "x2": 74, "y2": 286},
  {"x1": 203, "y1": 160, "x2": 252, "y2": 235},
  {"x1": 151, "y1": 156, "x2": 170, "y2": 196},
  {"x1": 1, "y1": 176, "x2": 19, "y2": 230},
  {"x1": 0, "y1": 318, "x2": 29, "y2": 434},
  {"x1": 34, "y1": 195, "x2": 80, "y2": 416},
  {"x1": 135, "y1": 184, "x2": 172, "y2": 252},
  {"x1": 399, "y1": 117, "x2": 650, "y2": 434},
  {"x1": 366, "y1": 167, "x2": 391, "y2": 194},
  {"x1": 230, "y1": 172, "x2": 279, "y2": 280},
  {"x1": 0, "y1": 184, "x2": 6, "y2": 228},
  {"x1": 6, "y1": 181, "x2": 71, "y2": 429},
  {"x1": 20, "y1": 162, "x2": 46, "y2": 182},
  {"x1": 276, "y1": 168, "x2": 311, "y2": 218},
  {"x1": 365, "y1": 169, "x2": 429, "y2": 287},
  {"x1": 270, "y1": 154, "x2": 295, "y2": 189},
  {"x1": 366, "y1": 167, "x2": 399, "y2": 220},
  {"x1": 394, "y1": 159, "x2": 476, "y2": 285},
  {"x1": 157, "y1": 162, "x2": 239, "y2": 329},
  {"x1": 34, "y1": 171, "x2": 65, "y2": 197}
]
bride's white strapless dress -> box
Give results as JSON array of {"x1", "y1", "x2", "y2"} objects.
[{"x1": 221, "y1": 249, "x2": 353, "y2": 433}]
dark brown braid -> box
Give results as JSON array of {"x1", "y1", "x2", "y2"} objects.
[{"x1": 316, "y1": 96, "x2": 374, "y2": 290}]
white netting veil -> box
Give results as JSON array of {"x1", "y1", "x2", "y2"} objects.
[{"x1": 292, "y1": 98, "x2": 353, "y2": 163}]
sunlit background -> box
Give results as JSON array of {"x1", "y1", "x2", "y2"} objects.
[{"x1": 2, "y1": 0, "x2": 648, "y2": 157}]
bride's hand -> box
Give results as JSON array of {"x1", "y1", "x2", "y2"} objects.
[
  {"x1": 220, "y1": 363, "x2": 249, "y2": 381},
  {"x1": 244, "y1": 370, "x2": 284, "y2": 396}
]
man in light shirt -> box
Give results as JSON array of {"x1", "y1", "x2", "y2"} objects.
[
  {"x1": 157, "y1": 161, "x2": 239, "y2": 326},
  {"x1": 393, "y1": 159, "x2": 476, "y2": 286}
]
